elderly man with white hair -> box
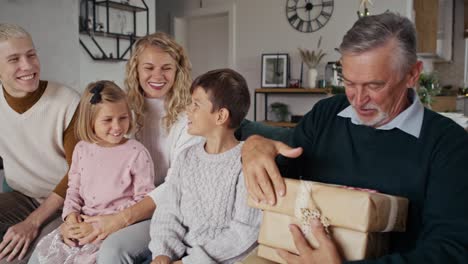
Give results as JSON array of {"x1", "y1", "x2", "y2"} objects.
[{"x1": 242, "y1": 12, "x2": 468, "y2": 263}]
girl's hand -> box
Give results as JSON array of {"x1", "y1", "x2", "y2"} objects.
[
  {"x1": 78, "y1": 212, "x2": 128, "y2": 245},
  {"x1": 151, "y1": 255, "x2": 172, "y2": 264},
  {"x1": 70, "y1": 222, "x2": 94, "y2": 239},
  {"x1": 64, "y1": 212, "x2": 82, "y2": 224},
  {"x1": 60, "y1": 222, "x2": 78, "y2": 247}
]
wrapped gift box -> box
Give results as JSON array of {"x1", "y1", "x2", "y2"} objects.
[
  {"x1": 258, "y1": 211, "x2": 389, "y2": 262},
  {"x1": 248, "y1": 178, "x2": 408, "y2": 232},
  {"x1": 257, "y1": 245, "x2": 287, "y2": 264}
]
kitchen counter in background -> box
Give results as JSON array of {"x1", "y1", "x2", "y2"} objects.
[{"x1": 431, "y1": 96, "x2": 468, "y2": 115}]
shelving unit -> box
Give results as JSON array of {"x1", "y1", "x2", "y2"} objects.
[
  {"x1": 254, "y1": 88, "x2": 331, "y2": 127},
  {"x1": 79, "y1": 0, "x2": 149, "y2": 61}
]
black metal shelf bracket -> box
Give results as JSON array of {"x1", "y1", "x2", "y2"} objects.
[{"x1": 79, "y1": 0, "x2": 148, "y2": 61}]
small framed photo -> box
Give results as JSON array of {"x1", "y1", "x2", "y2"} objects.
[{"x1": 261, "y1": 53, "x2": 289, "y2": 88}]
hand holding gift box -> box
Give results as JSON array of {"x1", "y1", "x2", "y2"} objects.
[
  {"x1": 248, "y1": 178, "x2": 409, "y2": 262},
  {"x1": 248, "y1": 178, "x2": 408, "y2": 232}
]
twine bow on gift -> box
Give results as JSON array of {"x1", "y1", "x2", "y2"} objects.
[
  {"x1": 296, "y1": 180, "x2": 331, "y2": 240},
  {"x1": 300, "y1": 208, "x2": 331, "y2": 235}
]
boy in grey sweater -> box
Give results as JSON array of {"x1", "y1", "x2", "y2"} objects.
[{"x1": 149, "y1": 69, "x2": 261, "y2": 264}]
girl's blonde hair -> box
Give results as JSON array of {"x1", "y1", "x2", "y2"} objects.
[
  {"x1": 77, "y1": 80, "x2": 134, "y2": 143},
  {"x1": 125, "y1": 32, "x2": 192, "y2": 135}
]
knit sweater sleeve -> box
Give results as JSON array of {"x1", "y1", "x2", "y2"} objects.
[
  {"x1": 130, "y1": 148, "x2": 156, "y2": 203},
  {"x1": 62, "y1": 142, "x2": 84, "y2": 220},
  {"x1": 347, "y1": 126, "x2": 468, "y2": 263},
  {"x1": 148, "y1": 154, "x2": 187, "y2": 260},
  {"x1": 182, "y1": 172, "x2": 261, "y2": 264}
]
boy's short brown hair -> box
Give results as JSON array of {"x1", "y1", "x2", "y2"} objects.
[{"x1": 190, "y1": 69, "x2": 250, "y2": 129}]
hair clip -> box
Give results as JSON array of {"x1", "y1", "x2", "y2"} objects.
[{"x1": 90, "y1": 83, "x2": 104, "y2": 104}]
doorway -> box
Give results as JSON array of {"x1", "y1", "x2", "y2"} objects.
[{"x1": 173, "y1": 4, "x2": 236, "y2": 78}]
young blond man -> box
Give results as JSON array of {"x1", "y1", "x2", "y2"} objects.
[{"x1": 0, "y1": 23, "x2": 80, "y2": 263}]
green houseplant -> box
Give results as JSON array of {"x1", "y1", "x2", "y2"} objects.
[
  {"x1": 270, "y1": 102, "x2": 290, "y2": 122},
  {"x1": 418, "y1": 72, "x2": 441, "y2": 109}
]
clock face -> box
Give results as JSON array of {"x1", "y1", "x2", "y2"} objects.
[{"x1": 286, "y1": 0, "x2": 334, "y2": 33}]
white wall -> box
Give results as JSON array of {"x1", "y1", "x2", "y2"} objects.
[
  {"x1": 79, "y1": 0, "x2": 156, "y2": 91},
  {"x1": 187, "y1": 13, "x2": 229, "y2": 78},
  {"x1": 0, "y1": 0, "x2": 80, "y2": 91},
  {"x1": 164, "y1": 0, "x2": 411, "y2": 120},
  {"x1": 1, "y1": 0, "x2": 155, "y2": 93}
]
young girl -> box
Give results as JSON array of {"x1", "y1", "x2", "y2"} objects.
[
  {"x1": 32, "y1": 81, "x2": 155, "y2": 263},
  {"x1": 80, "y1": 32, "x2": 203, "y2": 263},
  {"x1": 149, "y1": 69, "x2": 261, "y2": 264}
]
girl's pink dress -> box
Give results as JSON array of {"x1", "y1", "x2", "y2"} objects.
[{"x1": 36, "y1": 139, "x2": 155, "y2": 263}]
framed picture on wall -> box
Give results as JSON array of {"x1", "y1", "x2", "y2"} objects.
[{"x1": 261, "y1": 53, "x2": 289, "y2": 88}]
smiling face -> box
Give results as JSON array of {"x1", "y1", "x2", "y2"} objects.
[
  {"x1": 341, "y1": 40, "x2": 421, "y2": 127},
  {"x1": 0, "y1": 36, "x2": 40, "y2": 97},
  {"x1": 186, "y1": 86, "x2": 219, "y2": 137},
  {"x1": 137, "y1": 45, "x2": 177, "y2": 99},
  {"x1": 93, "y1": 100, "x2": 130, "y2": 147}
]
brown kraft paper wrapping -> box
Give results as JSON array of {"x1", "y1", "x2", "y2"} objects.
[
  {"x1": 258, "y1": 211, "x2": 389, "y2": 262},
  {"x1": 248, "y1": 178, "x2": 408, "y2": 232}
]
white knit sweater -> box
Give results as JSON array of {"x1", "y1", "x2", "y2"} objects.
[
  {"x1": 0, "y1": 81, "x2": 79, "y2": 200},
  {"x1": 149, "y1": 142, "x2": 261, "y2": 264}
]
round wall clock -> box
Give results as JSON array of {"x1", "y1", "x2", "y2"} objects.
[{"x1": 286, "y1": 0, "x2": 334, "y2": 33}]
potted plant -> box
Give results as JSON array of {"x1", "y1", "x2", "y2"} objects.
[
  {"x1": 418, "y1": 72, "x2": 441, "y2": 109},
  {"x1": 270, "y1": 102, "x2": 290, "y2": 122},
  {"x1": 299, "y1": 36, "x2": 326, "y2": 88}
]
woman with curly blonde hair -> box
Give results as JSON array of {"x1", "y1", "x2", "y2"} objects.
[
  {"x1": 124, "y1": 32, "x2": 202, "y2": 186},
  {"x1": 76, "y1": 32, "x2": 203, "y2": 264}
]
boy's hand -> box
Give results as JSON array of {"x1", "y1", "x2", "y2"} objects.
[{"x1": 152, "y1": 255, "x2": 172, "y2": 264}]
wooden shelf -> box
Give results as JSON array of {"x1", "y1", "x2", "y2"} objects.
[
  {"x1": 262, "y1": 121, "x2": 297, "y2": 128},
  {"x1": 95, "y1": 1, "x2": 147, "y2": 12},
  {"x1": 255, "y1": 88, "x2": 331, "y2": 94},
  {"x1": 254, "y1": 88, "x2": 330, "y2": 122}
]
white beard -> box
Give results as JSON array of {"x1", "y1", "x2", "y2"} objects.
[{"x1": 352, "y1": 102, "x2": 389, "y2": 127}]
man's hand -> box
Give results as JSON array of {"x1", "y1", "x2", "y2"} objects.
[
  {"x1": 151, "y1": 255, "x2": 172, "y2": 264},
  {"x1": 276, "y1": 219, "x2": 342, "y2": 264},
  {"x1": 78, "y1": 212, "x2": 128, "y2": 245},
  {"x1": 0, "y1": 218, "x2": 39, "y2": 261},
  {"x1": 242, "y1": 135, "x2": 302, "y2": 205}
]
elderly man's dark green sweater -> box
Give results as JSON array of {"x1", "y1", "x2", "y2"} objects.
[{"x1": 280, "y1": 94, "x2": 468, "y2": 263}]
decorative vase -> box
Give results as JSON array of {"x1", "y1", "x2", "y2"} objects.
[{"x1": 307, "y1": 68, "x2": 318, "y2": 88}]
